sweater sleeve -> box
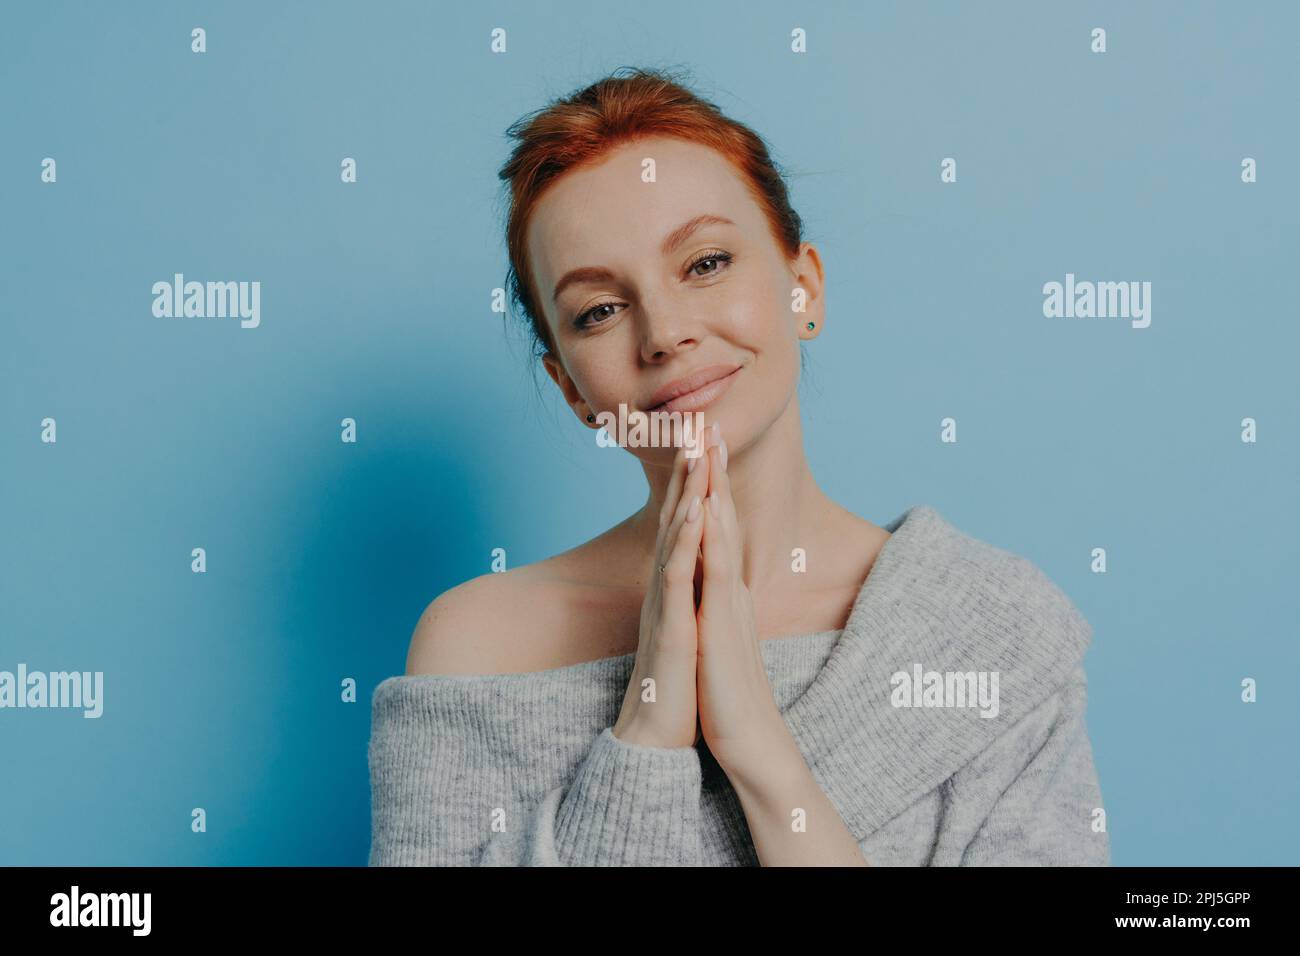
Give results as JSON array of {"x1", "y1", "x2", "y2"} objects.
[
  {"x1": 956, "y1": 668, "x2": 1111, "y2": 866},
  {"x1": 368, "y1": 677, "x2": 704, "y2": 866},
  {"x1": 480, "y1": 727, "x2": 704, "y2": 866}
]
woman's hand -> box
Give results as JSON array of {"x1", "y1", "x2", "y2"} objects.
[
  {"x1": 694, "y1": 423, "x2": 790, "y2": 780},
  {"x1": 688, "y1": 424, "x2": 871, "y2": 866},
  {"x1": 612, "y1": 437, "x2": 711, "y2": 749}
]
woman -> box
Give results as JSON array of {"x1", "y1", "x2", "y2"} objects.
[{"x1": 368, "y1": 67, "x2": 1110, "y2": 866}]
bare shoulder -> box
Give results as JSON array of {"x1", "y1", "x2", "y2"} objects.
[
  {"x1": 404, "y1": 566, "x2": 553, "y2": 676},
  {"x1": 404, "y1": 545, "x2": 642, "y2": 676}
]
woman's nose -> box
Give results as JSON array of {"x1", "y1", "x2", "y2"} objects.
[{"x1": 639, "y1": 303, "x2": 701, "y2": 360}]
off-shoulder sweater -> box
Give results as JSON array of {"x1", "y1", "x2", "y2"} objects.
[{"x1": 367, "y1": 504, "x2": 1111, "y2": 866}]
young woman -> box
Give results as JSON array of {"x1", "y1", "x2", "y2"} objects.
[{"x1": 368, "y1": 67, "x2": 1110, "y2": 867}]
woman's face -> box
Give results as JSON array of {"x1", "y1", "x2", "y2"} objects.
[{"x1": 528, "y1": 135, "x2": 824, "y2": 463}]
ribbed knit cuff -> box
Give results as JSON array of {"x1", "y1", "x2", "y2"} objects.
[{"x1": 552, "y1": 727, "x2": 703, "y2": 866}]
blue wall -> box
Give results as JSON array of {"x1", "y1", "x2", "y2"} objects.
[{"x1": 2, "y1": 0, "x2": 1296, "y2": 865}]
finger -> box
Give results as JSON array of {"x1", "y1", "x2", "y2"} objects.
[
  {"x1": 657, "y1": 441, "x2": 690, "y2": 532},
  {"x1": 706, "y1": 434, "x2": 737, "y2": 533},
  {"x1": 700, "y1": 437, "x2": 739, "y2": 597},
  {"x1": 657, "y1": 433, "x2": 712, "y2": 574},
  {"x1": 650, "y1": 443, "x2": 690, "y2": 578},
  {"x1": 664, "y1": 488, "x2": 706, "y2": 597},
  {"x1": 656, "y1": 454, "x2": 710, "y2": 641}
]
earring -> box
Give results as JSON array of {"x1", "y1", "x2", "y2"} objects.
[
  {"x1": 806, "y1": 321, "x2": 816, "y2": 331},
  {"x1": 586, "y1": 413, "x2": 596, "y2": 423}
]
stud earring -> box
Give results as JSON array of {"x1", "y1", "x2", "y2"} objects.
[
  {"x1": 806, "y1": 321, "x2": 816, "y2": 331},
  {"x1": 586, "y1": 413, "x2": 596, "y2": 423}
]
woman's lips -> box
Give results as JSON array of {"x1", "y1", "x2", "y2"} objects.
[{"x1": 648, "y1": 366, "x2": 741, "y2": 414}]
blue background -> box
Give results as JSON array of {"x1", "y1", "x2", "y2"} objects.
[{"x1": 2, "y1": 0, "x2": 1296, "y2": 866}]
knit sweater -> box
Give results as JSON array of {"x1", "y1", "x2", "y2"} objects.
[{"x1": 368, "y1": 504, "x2": 1110, "y2": 866}]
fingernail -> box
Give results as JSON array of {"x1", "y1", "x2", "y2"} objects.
[
  {"x1": 686, "y1": 495, "x2": 701, "y2": 522},
  {"x1": 719, "y1": 439, "x2": 728, "y2": 470},
  {"x1": 708, "y1": 492, "x2": 720, "y2": 518},
  {"x1": 708, "y1": 422, "x2": 721, "y2": 447},
  {"x1": 687, "y1": 455, "x2": 696, "y2": 473}
]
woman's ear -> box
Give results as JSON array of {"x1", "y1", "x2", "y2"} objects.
[
  {"x1": 541, "y1": 351, "x2": 600, "y2": 426},
  {"x1": 791, "y1": 242, "x2": 825, "y2": 339}
]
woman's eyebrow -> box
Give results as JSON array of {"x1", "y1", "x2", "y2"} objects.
[
  {"x1": 551, "y1": 213, "x2": 737, "y2": 304},
  {"x1": 658, "y1": 213, "x2": 735, "y2": 257}
]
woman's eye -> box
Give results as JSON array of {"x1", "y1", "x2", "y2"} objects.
[
  {"x1": 575, "y1": 301, "x2": 621, "y2": 328},
  {"x1": 687, "y1": 250, "x2": 733, "y2": 277}
]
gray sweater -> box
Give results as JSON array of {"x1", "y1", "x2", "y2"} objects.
[{"x1": 368, "y1": 504, "x2": 1110, "y2": 866}]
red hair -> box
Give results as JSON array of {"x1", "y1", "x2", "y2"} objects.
[{"x1": 498, "y1": 66, "x2": 805, "y2": 358}]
